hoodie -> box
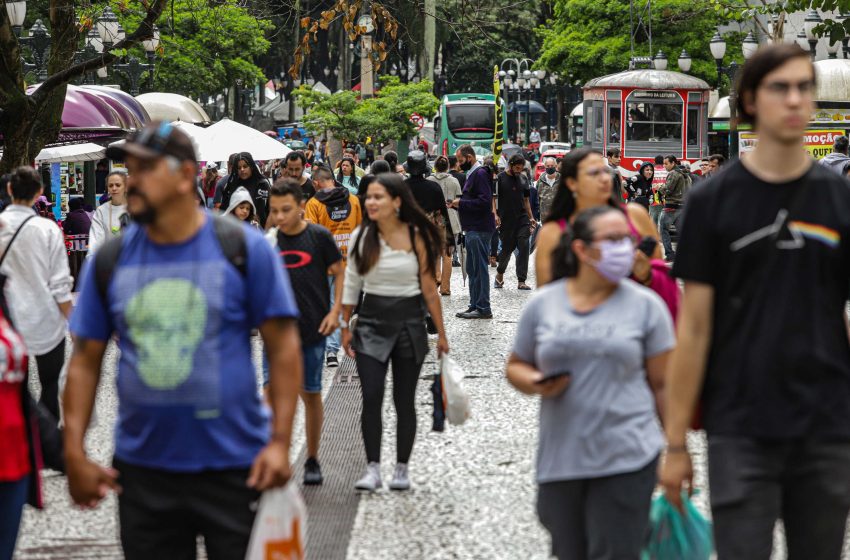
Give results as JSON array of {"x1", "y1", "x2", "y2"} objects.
[
  {"x1": 304, "y1": 185, "x2": 363, "y2": 260},
  {"x1": 819, "y1": 152, "x2": 850, "y2": 175},
  {"x1": 659, "y1": 167, "x2": 690, "y2": 208},
  {"x1": 219, "y1": 153, "x2": 270, "y2": 225},
  {"x1": 223, "y1": 187, "x2": 259, "y2": 226}
]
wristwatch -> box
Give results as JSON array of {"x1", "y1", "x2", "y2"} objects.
[{"x1": 339, "y1": 319, "x2": 349, "y2": 329}]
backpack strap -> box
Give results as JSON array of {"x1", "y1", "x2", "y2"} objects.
[
  {"x1": 94, "y1": 214, "x2": 248, "y2": 305},
  {"x1": 94, "y1": 235, "x2": 125, "y2": 304},
  {"x1": 211, "y1": 214, "x2": 248, "y2": 277}
]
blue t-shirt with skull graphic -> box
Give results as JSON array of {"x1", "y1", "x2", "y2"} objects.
[{"x1": 71, "y1": 216, "x2": 298, "y2": 472}]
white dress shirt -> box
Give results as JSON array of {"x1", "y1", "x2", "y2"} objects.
[{"x1": 0, "y1": 205, "x2": 72, "y2": 355}]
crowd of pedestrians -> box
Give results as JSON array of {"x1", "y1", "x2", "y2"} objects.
[{"x1": 7, "y1": 42, "x2": 850, "y2": 560}]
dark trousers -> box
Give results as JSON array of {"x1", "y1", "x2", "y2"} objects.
[
  {"x1": 537, "y1": 456, "x2": 658, "y2": 560},
  {"x1": 356, "y1": 331, "x2": 424, "y2": 464},
  {"x1": 489, "y1": 230, "x2": 499, "y2": 258},
  {"x1": 497, "y1": 221, "x2": 531, "y2": 282},
  {"x1": 35, "y1": 339, "x2": 65, "y2": 422},
  {"x1": 464, "y1": 231, "x2": 492, "y2": 314},
  {"x1": 0, "y1": 475, "x2": 28, "y2": 560},
  {"x1": 708, "y1": 436, "x2": 850, "y2": 560},
  {"x1": 114, "y1": 459, "x2": 259, "y2": 560}
]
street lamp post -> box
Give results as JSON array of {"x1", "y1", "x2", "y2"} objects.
[
  {"x1": 19, "y1": 19, "x2": 51, "y2": 82},
  {"x1": 499, "y1": 58, "x2": 535, "y2": 144},
  {"x1": 804, "y1": 10, "x2": 823, "y2": 60},
  {"x1": 711, "y1": 29, "x2": 756, "y2": 159},
  {"x1": 5, "y1": 1, "x2": 26, "y2": 37}
]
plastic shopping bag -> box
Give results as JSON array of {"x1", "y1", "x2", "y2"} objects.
[
  {"x1": 440, "y1": 355, "x2": 471, "y2": 425},
  {"x1": 245, "y1": 481, "x2": 307, "y2": 560},
  {"x1": 642, "y1": 493, "x2": 713, "y2": 560}
]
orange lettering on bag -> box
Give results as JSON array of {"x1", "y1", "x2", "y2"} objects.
[{"x1": 264, "y1": 518, "x2": 304, "y2": 560}]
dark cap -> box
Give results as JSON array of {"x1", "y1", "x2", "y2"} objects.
[
  {"x1": 106, "y1": 121, "x2": 196, "y2": 163},
  {"x1": 508, "y1": 154, "x2": 526, "y2": 166}
]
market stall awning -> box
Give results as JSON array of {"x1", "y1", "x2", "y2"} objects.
[
  {"x1": 81, "y1": 86, "x2": 149, "y2": 129},
  {"x1": 135, "y1": 92, "x2": 211, "y2": 124},
  {"x1": 34, "y1": 142, "x2": 106, "y2": 163},
  {"x1": 204, "y1": 118, "x2": 291, "y2": 161}
]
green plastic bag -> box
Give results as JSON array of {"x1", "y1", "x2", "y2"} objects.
[{"x1": 642, "y1": 493, "x2": 713, "y2": 560}]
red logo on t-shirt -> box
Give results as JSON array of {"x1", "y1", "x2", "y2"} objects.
[{"x1": 280, "y1": 250, "x2": 313, "y2": 269}]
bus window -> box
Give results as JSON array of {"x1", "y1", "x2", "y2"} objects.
[
  {"x1": 446, "y1": 104, "x2": 495, "y2": 134},
  {"x1": 687, "y1": 105, "x2": 700, "y2": 159},
  {"x1": 625, "y1": 98, "x2": 683, "y2": 157},
  {"x1": 608, "y1": 105, "x2": 621, "y2": 145}
]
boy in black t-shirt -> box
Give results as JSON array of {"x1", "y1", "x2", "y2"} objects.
[
  {"x1": 266, "y1": 179, "x2": 344, "y2": 486},
  {"x1": 660, "y1": 44, "x2": 850, "y2": 560}
]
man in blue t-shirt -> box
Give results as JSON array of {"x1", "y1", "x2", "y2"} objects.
[{"x1": 62, "y1": 122, "x2": 303, "y2": 560}]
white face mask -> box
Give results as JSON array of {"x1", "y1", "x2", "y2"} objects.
[{"x1": 589, "y1": 238, "x2": 635, "y2": 283}]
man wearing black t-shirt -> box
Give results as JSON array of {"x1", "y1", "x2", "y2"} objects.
[
  {"x1": 660, "y1": 44, "x2": 850, "y2": 560},
  {"x1": 495, "y1": 154, "x2": 536, "y2": 290},
  {"x1": 266, "y1": 179, "x2": 343, "y2": 486}
]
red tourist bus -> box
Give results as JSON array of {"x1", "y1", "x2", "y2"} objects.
[{"x1": 581, "y1": 69, "x2": 711, "y2": 176}]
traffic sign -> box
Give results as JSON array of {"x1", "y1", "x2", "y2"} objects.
[{"x1": 410, "y1": 112, "x2": 425, "y2": 130}]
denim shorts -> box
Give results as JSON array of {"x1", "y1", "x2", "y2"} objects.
[{"x1": 262, "y1": 338, "x2": 326, "y2": 393}]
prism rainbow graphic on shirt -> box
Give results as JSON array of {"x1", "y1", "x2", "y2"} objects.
[{"x1": 789, "y1": 221, "x2": 840, "y2": 248}]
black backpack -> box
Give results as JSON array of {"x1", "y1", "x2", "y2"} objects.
[{"x1": 94, "y1": 214, "x2": 248, "y2": 303}]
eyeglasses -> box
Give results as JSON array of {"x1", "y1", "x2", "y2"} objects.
[
  {"x1": 759, "y1": 80, "x2": 816, "y2": 98},
  {"x1": 591, "y1": 233, "x2": 638, "y2": 245}
]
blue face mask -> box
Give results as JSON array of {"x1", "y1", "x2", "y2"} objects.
[{"x1": 590, "y1": 238, "x2": 635, "y2": 283}]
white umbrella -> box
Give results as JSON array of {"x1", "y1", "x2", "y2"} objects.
[
  {"x1": 34, "y1": 142, "x2": 106, "y2": 163},
  {"x1": 204, "y1": 118, "x2": 291, "y2": 162},
  {"x1": 135, "y1": 92, "x2": 211, "y2": 124},
  {"x1": 170, "y1": 121, "x2": 217, "y2": 162}
]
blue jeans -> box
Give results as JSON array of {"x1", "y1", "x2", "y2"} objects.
[
  {"x1": 465, "y1": 231, "x2": 492, "y2": 314},
  {"x1": 325, "y1": 276, "x2": 340, "y2": 354},
  {"x1": 0, "y1": 475, "x2": 29, "y2": 560},
  {"x1": 262, "y1": 338, "x2": 326, "y2": 392},
  {"x1": 659, "y1": 209, "x2": 681, "y2": 257},
  {"x1": 649, "y1": 205, "x2": 663, "y2": 232}
]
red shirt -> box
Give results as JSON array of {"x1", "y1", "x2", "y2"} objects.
[{"x1": 0, "y1": 313, "x2": 30, "y2": 481}]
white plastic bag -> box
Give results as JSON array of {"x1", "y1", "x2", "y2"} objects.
[
  {"x1": 245, "y1": 481, "x2": 307, "y2": 560},
  {"x1": 440, "y1": 355, "x2": 471, "y2": 425}
]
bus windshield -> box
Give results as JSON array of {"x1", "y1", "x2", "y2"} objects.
[{"x1": 446, "y1": 104, "x2": 495, "y2": 134}]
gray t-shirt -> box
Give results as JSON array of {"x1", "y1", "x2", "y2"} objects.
[{"x1": 512, "y1": 279, "x2": 675, "y2": 483}]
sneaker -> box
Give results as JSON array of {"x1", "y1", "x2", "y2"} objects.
[
  {"x1": 389, "y1": 463, "x2": 411, "y2": 491},
  {"x1": 355, "y1": 462, "x2": 382, "y2": 491},
  {"x1": 303, "y1": 457, "x2": 323, "y2": 485},
  {"x1": 326, "y1": 353, "x2": 339, "y2": 367}
]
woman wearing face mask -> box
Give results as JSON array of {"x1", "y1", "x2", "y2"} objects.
[
  {"x1": 626, "y1": 162, "x2": 654, "y2": 210},
  {"x1": 535, "y1": 149, "x2": 678, "y2": 319},
  {"x1": 87, "y1": 170, "x2": 129, "y2": 258},
  {"x1": 219, "y1": 152, "x2": 270, "y2": 227},
  {"x1": 507, "y1": 206, "x2": 675, "y2": 560}
]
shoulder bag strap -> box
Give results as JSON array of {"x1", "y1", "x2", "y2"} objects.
[{"x1": 0, "y1": 215, "x2": 37, "y2": 270}]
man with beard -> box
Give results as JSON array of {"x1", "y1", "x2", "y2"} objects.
[{"x1": 64, "y1": 121, "x2": 302, "y2": 559}]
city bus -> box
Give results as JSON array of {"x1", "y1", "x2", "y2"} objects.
[{"x1": 434, "y1": 93, "x2": 508, "y2": 157}]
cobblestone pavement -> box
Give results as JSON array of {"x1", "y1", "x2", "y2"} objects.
[{"x1": 13, "y1": 255, "x2": 850, "y2": 559}]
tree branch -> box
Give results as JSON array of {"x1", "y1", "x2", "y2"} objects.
[{"x1": 31, "y1": 0, "x2": 168, "y2": 105}]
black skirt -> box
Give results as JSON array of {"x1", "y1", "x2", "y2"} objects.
[{"x1": 353, "y1": 294, "x2": 428, "y2": 363}]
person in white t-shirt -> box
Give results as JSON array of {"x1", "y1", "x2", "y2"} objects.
[
  {"x1": 88, "y1": 170, "x2": 129, "y2": 258},
  {"x1": 0, "y1": 167, "x2": 73, "y2": 423}
]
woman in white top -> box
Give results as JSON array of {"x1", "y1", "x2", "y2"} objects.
[
  {"x1": 341, "y1": 173, "x2": 449, "y2": 492},
  {"x1": 87, "y1": 170, "x2": 129, "y2": 258}
]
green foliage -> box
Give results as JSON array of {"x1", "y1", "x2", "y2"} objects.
[
  {"x1": 538, "y1": 0, "x2": 728, "y2": 87},
  {"x1": 712, "y1": 0, "x2": 850, "y2": 44},
  {"x1": 118, "y1": 0, "x2": 272, "y2": 98},
  {"x1": 439, "y1": 0, "x2": 547, "y2": 92},
  {"x1": 295, "y1": 77, "x2": 439, "y2": 144}
]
